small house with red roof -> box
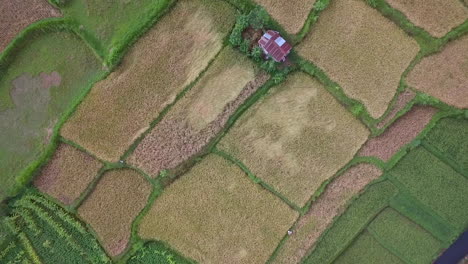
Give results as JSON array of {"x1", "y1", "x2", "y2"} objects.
[{"x1": 258, "y1": 30, "x2": 292, "y2": 62}]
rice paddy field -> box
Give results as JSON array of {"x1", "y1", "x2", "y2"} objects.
[{"x1": 1, "y1": 0, "x2": 467, "y2": 263}]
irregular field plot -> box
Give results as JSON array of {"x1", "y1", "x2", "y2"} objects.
[
  {"x1": 61, "y1": 0, "x2": 236, "y2": 162},
  {"x1": 61, "y1": 0, "x2": 172, "y2": 50},
  {"x1": 425, "y1": 117, "x2": 468, "y2": 173},
  {"x1": 368, "y1": 208, "x2": 443, "y2": 264},
  {"x1": 388, "y1": 147, "x2": 468, "y2": 231},
  {"x1": 218, "y1": 73, "x2": 369, "y2": 207},
  {"x1": 34, "y1": 143, "x2": 102, "y2": 205},
  {"x1": 254, "y1": 0, "x2": 316, "y2": 34},
  {"x1": 127, "y1": 241, "x2": 193, "y2": 264},
  {"x1": 139, "y1": 155, "x2": 298, "y2": 264},
  {"x1": 387, "y1": 0, "x2": 468, "y2": 38},
  {"x1": 359, "y1": 106, "x2": 437, "y2": 161},
  {"x1": 4, "y1": 193, "x2": 110, "y2": 263},
  {"x1": 407, "y1": 35, "x2": 468, "y2": 109},
  {"x1": 273, "y1": 163, "x2": 382, "y2": 264},
  {"x1": 303, "y1": 181, "x2": 398, "y2": 264},
  {"x1": 0, "y1": 29, "x2": 103, "y2": 201},
  {"x1": 376, "y1": 89, "x2": 416, "y2": 129},
  {"x1": 129, "y1": 47, "x2": 267, "y2": 176},
  {"x1": 297, "y1": 0, "x2": 419, "y2": 118},
  {"x1": 334, "y1": 231, "x2": 402, "y2": 264},
  {"x1": 0, "y1": 0, "x2": 60, "y2": 52},
  {"x1": 78, "y1": 169, "x2": 151, "y2": 256}
]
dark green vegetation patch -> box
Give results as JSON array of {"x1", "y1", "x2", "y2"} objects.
[{"x1": 127, "y1": 241, "x2": 193, "y2": 264}]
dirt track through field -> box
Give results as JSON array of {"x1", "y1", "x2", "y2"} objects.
[{"x1": 0, "y1": 0, "x2": 60, "y2": 52}]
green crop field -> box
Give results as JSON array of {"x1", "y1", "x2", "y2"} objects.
[{"x1": 1, "y1": 0, "x2": 467, "y2": 263}]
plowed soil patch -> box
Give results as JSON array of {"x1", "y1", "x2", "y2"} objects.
[
  {"x1": 61, "y1": 0, "x2": 236, "y2": 162},
  {"x1": 272, "y1": 163, "x2": 382, "y2": 264},
  {"x1": 377, "y1": 89, "x2": 416, "y2": 129},
  {"x1": 218, "y1": 73, "x2": 369, "y2": 207},
  {"x1": 78, "y1": 169, "x2": 152, "y2": 256},
  {"x1": 407, "y1": 35, "x2": 468, "y2": 109},
  {"x1": 254, "y1": 0, "x2": 316, "y2": 34},
  {"x1": 139, "y1": 154, "x2": 298, "y2": 264},
  {"x1": 360, "y1": 106, "x2": 437, "y2": 161},
  {"x1": 129, "y1": 47, "x2": 268, "y2": 176},
  {"x1": 297, "y1": 0, "x2": 419, "y2": 118},
  {"x1": 34, "y1": 143, "x2": 102, "y2": 205},
  {"x1": 0, "y1": 0, "x2": 60, "y2": 52},
  {"x1": 387, "y1": 0, "x2": 468, "y2": 38}
]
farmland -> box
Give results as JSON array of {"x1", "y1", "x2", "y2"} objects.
[
  {"x1": 61, "y1": 0, "x2": 236, "y2": 162},
  {"x1": 297, "y1": 0, "x2": 419, "y2": 118},
  {"x1": 34, "y1": 143, "x2": 102, "y2": 205},
  {"x1": 78, "y1": 169, "x2": 152, "y2": 256}
]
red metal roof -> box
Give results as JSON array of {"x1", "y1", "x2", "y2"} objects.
[{"x1": 258, "y1": 30, "x2": 292, "y2": 62}]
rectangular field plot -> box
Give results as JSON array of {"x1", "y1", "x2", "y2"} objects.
[
  {"x1": 388, "y1": 147, "x2": 468, "y2": 231},
  {"x1": 218, "y1": 72, "x2": 369, "y2": 207},
  {"x1": 334, "y1": 231, "x2": 403, "y2": 264},
  {"x1": 367, "y1": 208, "x2": 443, "y2": 264},
  {"x1": 139, "y1": 154, "x2": 298, "y2": 264},
  {"x1": 61, "y1": 0, "x2": 236, "y2": 162}
]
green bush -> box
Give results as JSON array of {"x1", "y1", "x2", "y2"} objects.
[
  {"x1": 251, "y1": 46, "x2": 263, "y2": 62},
  {"x1": 248, "y1": 6, "x2": 270, "y2": 30},
  {"x1": 127, "y1": 241, "x2": 194, "y2": 264}
]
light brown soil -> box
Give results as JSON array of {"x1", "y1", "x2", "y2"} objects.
[
  {"x1": 34, "y1": 143, "x2": 102, "y2": 205},
  {"x1": 218, "y1": 73, "x2": 369, "y2": 207},
  {"x1": 377, "y1": 89, "x2": 416, "y2": 129},
  {"x1": 0, "y1": 0, "x2": 60, "y2": 53},
  {"x1": 272, "y1": 163, "x2": 382, "y2": 264},
  {"x1": 359, "y1": 106, "x2": 437, "y2": 161},
  {"x1": 129, "y1": 47, "x2": 269, "y2": 176},
  {"x1": 297, "y1": 0, "x2": 419, "y2": 118},
  {"x1": 139, "y1": 154, "x2": 298, "y2": 264},
  {"x1": 387, "y1": 0, "x2": 468, "y2": 38},
  {"x1": 254, "y1": 0, "x2": 316, "y2": 34},
  {"x1": 78, "y1": 169, "x2": 152, "y2": 256},
  {"x1": 407, "y1": 35, "x2": 468, "y2": 109},
  {"x1": 61, "y1": 0, "x2": 236, "y2": 162}
]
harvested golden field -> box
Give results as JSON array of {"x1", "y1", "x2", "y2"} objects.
[
  {"x1": 254, "y1": 0, "x2": 316, "y2": 34},
  {"x1": 297, "y1": 0, "x2": 419, "y2": 118},
  {"x1": 61, "y1": 0, "x2": 236, "y2": 162},
  {"x1": 129, "y1": 47, "x2": 268, "y2": 176},
  {"x1": 407, "y1": 35, "x2": 468, "y2": 109},
  {"x1": 139, "y1": 154, "x2": 298, "y2": 264},
  {"x1": 360, "y1": 106, "x2": 437, "y2": 161},
  {"x1": 387, "y1": 0, "x2": 468, "y2": 38},
  {"x1": 33, "y1": 143, "x2": 102, "y2": 205},
  {"x1": 272, "y1": 163, "x2": 382, "y2": 264},
  {"x1": 218, "y1": 73, "x2": 369, "y2": 207},
  {"x1": 0, "y1": 0, "x2": 61, "y2": 52},
  {"x1": 78, "y1": 169, "x2": 152, "y2": 256}
]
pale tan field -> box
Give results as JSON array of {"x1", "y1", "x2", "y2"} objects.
[
  {"x1": 407, "y1": 35, "x2": 468, "y2": 109},
  {"x1": 297, "y1": 0, "x2": 419, "y2": 118},
  {"x1": 128, "y1": 47, "x2": 267, "y2": 176},
  {"x1": 139, "y1": 154, "x2": 298, "y2": 264},
  {"x1": 33, "y1": 143, "x2": 102, "y2": 205},
  {"x1": 61, "y1": 0, "x2": 236, "y2": 162},
  {"x1": 387, "y1": 0, "x2": 468, "y2": 38},
  {"x1": 272, "y1": 163, "x2": 382, "y2": 264},
  {"x1": 78, "y1": 169, "x2": 152, "y2": 256},
  {"x1": 254, "y1": 0, "x2": 316, "y2": 34},
  {"x1": 218, "y1": 73, "x2": 369, "y2": 207}
]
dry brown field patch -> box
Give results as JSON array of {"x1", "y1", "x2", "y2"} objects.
[
  {"x1": 128, "y1": 47, "x2": 268, "y2": 176},
  {"x1": 34, "y1": 143, "x2": 102, "y2": 205},
  {"x1": 254, "y1": 0, "x2": 316, "y2": 34},
  {"x1": 78, "y1": 169, "x2": 152, "y2": 256},
  {"x1": 0, "y1": 0, "x2": 60, "y2": 52},
  {"x1": 139, "y1": 154, "x2": 298, "y2": 264},
  {"x1": 61, "y1": 0, "x2": 236, "y2": 162},
  {"x1": 387, "y1": 0, "x2": 468, "y2": 38},
  {"x1": 377, "y1": 89, "x2": 416, "y2": 129},
  {"x1": 407, "y1": 35, "x2": 468, "y2": 109},
  {"x1": 297, "y1": 0, "x2": 419, "y2": 118},
  {"x1": 359, "y1": 106, "x2": 437, "y2": 161},
  {"x1": 218, "y1": 73, "x2": 369, "y2": 207},
  {"x1": 272, "y1": 163, "x2": 382, "y2": 264}
]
